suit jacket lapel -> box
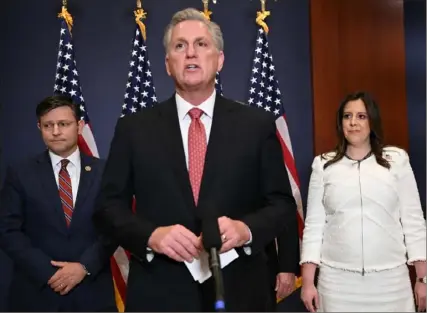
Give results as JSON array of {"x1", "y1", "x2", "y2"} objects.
[
  {"x1": 69, "y1": 153, "x2": 96, "y2": 229},
  {"x1": 198, "y1": 95, "x2": 233, "y2": 208},
  {"x1": 36, "y1": 151, "x2": 68, "y2": 234},
  {"x1": 158, "y1": 97, "x2": 196, "y2": 211}
]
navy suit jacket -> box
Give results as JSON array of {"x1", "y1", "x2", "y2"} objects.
[{"x1": 0, "y1": 151, "x2": 116, "y2": 312}]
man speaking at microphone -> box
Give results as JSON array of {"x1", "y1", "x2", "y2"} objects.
[{"x1": 93, "y1": 7, "x2": 298, "y2": 312}]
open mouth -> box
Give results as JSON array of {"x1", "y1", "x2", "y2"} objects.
[{"x1": 185, "y1": 64, "x2": 200, "y2": 70}]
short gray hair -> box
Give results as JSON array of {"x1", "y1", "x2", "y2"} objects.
[{"x1": 163, "y1": 8, "x2": 224, "y2": 52}]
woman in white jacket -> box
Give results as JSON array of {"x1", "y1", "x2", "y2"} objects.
[{"x1": 300, "y1": 91, "x2": 426, "y2": 312}]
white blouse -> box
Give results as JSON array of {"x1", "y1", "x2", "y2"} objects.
[{"x1": 300, "y1": 146, "x2": 426, "y2": 273}]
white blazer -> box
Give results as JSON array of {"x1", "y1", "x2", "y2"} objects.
[{"x1": 300, "y1": 146, "x2": 426, "y2": 273}]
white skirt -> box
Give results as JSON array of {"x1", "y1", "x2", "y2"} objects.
[{"x1": 317, "y1": 264, "x2": 415, "y2": 312}]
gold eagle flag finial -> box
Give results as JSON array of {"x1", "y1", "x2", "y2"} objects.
[
  {"x1": 58, "y1": 2, "x2": 74, "y2": 34},
  {"x1": 201, "y1": 0, "x2": 213, "y2": 20},
  {"x1": 134, "y1": 0, "x2": 147, "y2": 41},
  {"x1": 256, "y1": 0, "x2": 270, "y2": 34}
]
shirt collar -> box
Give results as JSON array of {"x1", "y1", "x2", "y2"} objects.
[
  {"x1": 49, "y1": 147, "x2": 81, "y2": 169},
  {"x1": 175, "y1": 89, "x2": 216, "y2": 121}
]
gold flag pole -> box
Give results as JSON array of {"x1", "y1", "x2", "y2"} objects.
[{"x1": 250, "y1": 0, "x2": 277, "y2": 2}]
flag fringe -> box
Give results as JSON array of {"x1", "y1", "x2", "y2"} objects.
[
  {"x1": 276, "y1": 276, "x2": 302, "y2": 303},
  {"x1": 113, "y1": 278, "x2": 125, "y2": 312}
]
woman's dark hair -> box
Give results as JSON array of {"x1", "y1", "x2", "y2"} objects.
[
  {"x1": 323, "y1": 91, "x2": 390, "y2": 170},
  {"x1": 36, "y1": 95, "x2": 80, "y2": 121}
]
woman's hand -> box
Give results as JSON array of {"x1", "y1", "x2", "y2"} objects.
[
  {"x1": 301, "y1": 283, "x2": 319, "y2": 312},
  {"x1": 415, "y1": 281, "x2": 426, "y2": 312}
]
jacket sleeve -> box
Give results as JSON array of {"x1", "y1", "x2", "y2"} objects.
[
  {"x1": 93, "y1": 117, "x2": 157, "y2": 263},
  {"x1": 394, "y1": 149, "x2": 427, "y2": 264},
  {"x1": 79, "y1": 161, "x2": 118, "y2": 277},
  {"x1": 78, "y1": 239, "x2": 117, "y2": 278},
  {"x1": 276, "y1": 220, "x2": 301, "y2": 275},
  {"x1": 299, "y1": 156, "x2": 326, "y2": 265},
  {"x1": 0, "y1": 166, "x2": 57, "y2": 287}
]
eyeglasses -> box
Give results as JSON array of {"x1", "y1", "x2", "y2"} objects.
[{"x1": 40, "y1": 121, "x2": 76, "y2": 131}]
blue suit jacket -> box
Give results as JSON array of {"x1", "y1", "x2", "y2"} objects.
[{"x1": 0, "y1": 151, "x2": 116, "y2": 312}]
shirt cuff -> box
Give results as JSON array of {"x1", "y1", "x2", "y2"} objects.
[
  {"x1": 146, "y1": 247, "x2": 154, "y2": 262},
  {"x1": 245, "y1": 226, "x2": 253, "y2": 245},
  {"x1": 243, "y1": 226, "x2": 252, "y2": 255}
]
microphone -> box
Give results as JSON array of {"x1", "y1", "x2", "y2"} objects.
[{"x1": 201, "y1": 217, "x2": 226, "y2": 312}]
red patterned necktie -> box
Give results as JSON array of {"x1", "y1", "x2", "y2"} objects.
[
  {"x1": 188, "y1": 108, "x2": 207, "y2": 206},
  {"x1": 58, "y1": 159, "x2": 74, "y2": 226}
]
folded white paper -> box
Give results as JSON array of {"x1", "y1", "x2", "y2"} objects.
[{"x1": 184, "y1": 248, "x2": 239, "y2": 283}]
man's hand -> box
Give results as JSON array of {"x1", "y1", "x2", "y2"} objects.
[
  {"x1": 275, "y1": 272, "x2": 296, "y2": 300},
  {"x1": 217, "y1": 216, "x2": 250, "y2": 253},
  {"x1": 148, "y1": 225, "x2": 202, "y2": 263},
  {"x1": 47, "y1": 261, "x2": 87, "y2": 295}
]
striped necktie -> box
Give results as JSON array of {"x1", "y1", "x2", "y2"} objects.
[{"x1": 58, "y1": 159, "x2": 73, "y2": 226}]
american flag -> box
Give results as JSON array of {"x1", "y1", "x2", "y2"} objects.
[
  {"x1": 53, "y1": 12, "x2": 128, "y2": 312},
  {"x1": 121, "y1": 26, "x2": 157, "y2": 117},
  {"x1": 110, "y1": 17, "x2": 159, "y2": 312},
  {"x1": 53, "y1": 12, "x2": 99, "y2": 158},
  {"x1": 215, "y1": 72, "x2": 223, "y2": 95},
  {"x1": 247, "y1": 27, "x2": 304, "y2": 288}
]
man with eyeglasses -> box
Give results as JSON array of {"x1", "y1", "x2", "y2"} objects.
[{"x1": 0, "y1": 95, "x2": 117, "y2": 311}]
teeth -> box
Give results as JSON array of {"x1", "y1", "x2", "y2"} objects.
[{"x1": 187, "y1": 65, "x2": 197, "y2": 69}]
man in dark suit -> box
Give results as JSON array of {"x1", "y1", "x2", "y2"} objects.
[
  {"x1": 93, "y1": 7, "x2": 298, "y2": 312},
  {"x1": 0, "y1": 95, "x2": 116, "y2": 312}
]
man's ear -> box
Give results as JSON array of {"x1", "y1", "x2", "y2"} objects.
[
  {"x1": 217, "y1": 50, "x2": 224, "y2": 73},
  {"x1": 165, "y1": 54, "x2": 171, "y2": 77},
  {"x1": 77, "y1": 119, "x2": 85, "y2": 135}
]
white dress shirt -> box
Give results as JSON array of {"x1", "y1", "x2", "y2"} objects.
[
  {"x1": 49, "y1": 148, "x2": 81, "y2": 206},
  {"x1": 300, "y1": 146, "x2": 426, "y2": 273}
]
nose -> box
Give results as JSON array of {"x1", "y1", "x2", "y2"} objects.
[
  {"x1": 186, "y1": 44, "x2": 196, "y2": 58},
  {"x1": 350, "y1": 116, "x2": 357, "y2": 126},
  {"x1": 52, "y1": 124, "x2": 61, "y2": 135}
]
